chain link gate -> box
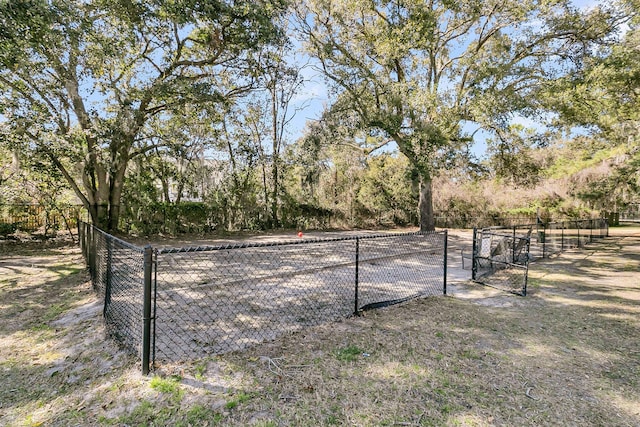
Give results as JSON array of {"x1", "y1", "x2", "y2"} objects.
[
  {"x1": 468, "y1": 227, "x2": 532, "y2": 296},
  {"x1": 462, "y1": 219, "x2": 609, "y2": 296}
]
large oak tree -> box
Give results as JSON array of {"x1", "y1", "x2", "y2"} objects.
[
  {"x1": 296, "y1": 0, "x2": 616, "y2": 230},
  {"x1": 0, "y1": 0, "x2": 286, "y2": 230}
]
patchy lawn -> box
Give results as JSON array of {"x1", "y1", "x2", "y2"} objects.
[{"x1": 1, "y1": 230, "x2": 639, "y2": 426}]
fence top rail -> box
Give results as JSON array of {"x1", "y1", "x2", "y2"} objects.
[
  {"x1": 544, "y1": 218, "x2": 605, "y2": 226},
  {"x1": 156, "y1": 230, "x2": 447, "y2": 254},
  {"x1": 81, "y1": 221, "x2": 146, "y2": 253},
  {"x1": 484, "y1": 218, "x2": 606, "y2": 231},
  {"x1": 0, "y1": 203, "x2": 82, "y2": 207},
  {"x1": 482, "y1": 224, "x2": 537, "y2": 231},
  {"x1": 479, "y1": 230, "x2": 532, "y2": 241}
]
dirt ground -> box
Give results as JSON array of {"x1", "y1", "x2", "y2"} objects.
[{"x1": 0, "y1": 226, "x2": 638, "y2": 426}]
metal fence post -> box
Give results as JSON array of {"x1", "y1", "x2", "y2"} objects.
[
  {"x1": 561, "y1": 223, "x2": 565, "y2": 251},
  {"x1": 512, "y1": 226, "x2": 516, "y2": 263},
  {"x1": 443, "y1": 230, "x2": 448, "y2": 295},
  {"x1": 77, "y1": 220, "x2": 81, "y2": 252},
  {"x1": 104, "y1": 236, "x2": 113, "y2": 317},
  {"x1": 86, "y1": 223, "x2": 90, "y2": 260},
  {"x1": 471, "y1": 227, "x2": 477, "y2": 281},
  {"x1": 152, "y1": 251, "x2": 158, "y2": 370},
  {"x1": 88, "y1": 225, "x2": 95, "y2": 283},
  {"x1": 354, "y1": 238, "x2": 360, "y2": 315},
  {"x1": 78, "y1": 222, "x2": 84, "y2": 259},
  {"x1": 82, "y1": 222, "x2": 87, "y2": 259},
  {"x1": 522, "y1": 237, "x2": 531, "y2": 296},
  {"x1": 142, "y1": 245, "x2": 153, "y2": 375}
]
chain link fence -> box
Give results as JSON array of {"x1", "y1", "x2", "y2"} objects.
[
  {"x1": 78, "y1": 222, "x2": 148, "y2": 367},
  {"x1": 535, "y1": 219, "x2": 608, "y2": 258},
  {"x1": 463, "y1": 218, "x2": 608, "y2": 296},
  {"x1": 79, "y1": 222, "x2": 447, "y2": 372},
  {"x1": 153, "y1": 231, "x2": 447, "y2": 363},
  {"x1": 434, "y1": 214, "x2": 538, "y2": 229}
]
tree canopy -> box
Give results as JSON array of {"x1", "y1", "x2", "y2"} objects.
[
  {"x1": 541, "y1": 0, "x2": 638, "y2": 136},
  {"x1": 295, "y1": 0, "x2": 621, "y2": 230},
  {"x1": 1, "y1": 0, "x2": 638, "y2": 234},
  {"x1": 0, "y1": 0, "x2": 287, "y2": 230}
]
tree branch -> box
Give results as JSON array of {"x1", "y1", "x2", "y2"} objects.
[{"x1": 23, "y1": 130, "x2": 91, "y2": 209}]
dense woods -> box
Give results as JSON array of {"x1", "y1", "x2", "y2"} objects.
[{"x1": 1, "y1": 0, "x2": 638, "y2": 234}]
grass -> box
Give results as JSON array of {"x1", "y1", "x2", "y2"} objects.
[
  {"x1": 225, "y1": 392, "x2": 252, "y2": 410},
  {"x1": 334, "y1": 345, "x2": 367, "y2": 362},
  {"x1": 1, "y1": 232, "x2": 639, "y2": 426},
  {"x1": 150, "y1": 375, "x2": 183, "y2": 395}
]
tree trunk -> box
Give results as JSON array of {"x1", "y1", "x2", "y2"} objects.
[
  {"x1": 271, "y1": 160, "x2": 279, "y2": 228},
  {"x1": 94, "y1": 202, "x2": 110, "y2": 230},
  {"x1": 106, "y1": 146, "x2": 130, "y2": 231},
  {"x1": 396, "y1": 139, "x2": 435, "y2": 232},
  {"x1": 107, "y1": 197, "x2": 121, "y2": 232},
  {"x1": 107, "y1": 170, "x2": 125, "y2": 231},
  {"x1": 261, "y1": 163, "x2": 270, "y2": 227},
  {"x1": 418, "y1": 175, "x2": 435, "y2": 231},
  {"x1": 271, "y1": 81, "x2": 280, "y2": 229},
  {"x1": 161, "y1": 178, "x2": 170, "y2": 203},
  {"x1": 175, "y1": 181, "x2": 184, "y2": 204}
]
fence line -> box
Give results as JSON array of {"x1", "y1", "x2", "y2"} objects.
[
  {"x1": 434, "y1": 215, "x2": 538, "y2": 229},
  {"x1": 1, "y1": 204, "x2": 81, "y2": 234},
  {"x1": 467, "y1": 218, "x2": 608, "y2": 295},
  {"x1": 78, "y1": 222, "x2": 150, "y2": 372},
  {"x1": 78, "y1": 218, "x2": 609, "y2": 372},
  {"x1": 535, "y1": 218, "x2": 608, "y2": 258},
  {"x1": 79, "y1": 222, "x2": 447, "y2": 373}
]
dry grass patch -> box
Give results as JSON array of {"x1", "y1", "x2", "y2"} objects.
[
  {"x1": 0, "y1": 247, "x2": 145, "y2": 427},
  {"x1": 213, "y1": 288, "x2": 639, "y2": 426}
]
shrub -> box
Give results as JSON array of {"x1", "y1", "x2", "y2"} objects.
[{"x1": 0, "y1": 222, "x2": 17, "y2": 238}]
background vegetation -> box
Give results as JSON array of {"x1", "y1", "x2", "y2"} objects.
[{"x1": 1, "y1": 0, "x2": 639, "y2": 235}]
